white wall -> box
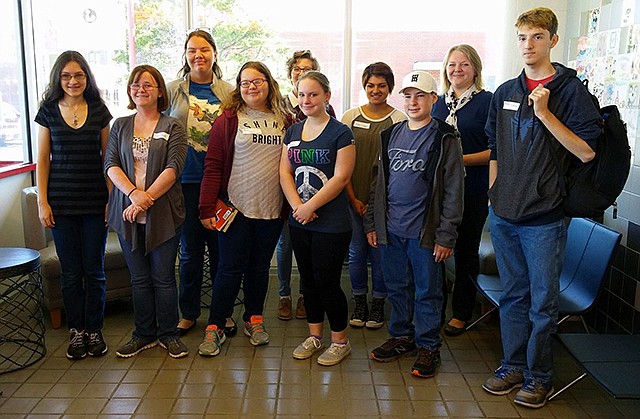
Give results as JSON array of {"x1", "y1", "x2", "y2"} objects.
[
  {"x1": 0, "y1": 173, "x2": 31, "y2": 247},
  {"x1": 498, "y1": 0, "x2": 570, "y2": 83}
]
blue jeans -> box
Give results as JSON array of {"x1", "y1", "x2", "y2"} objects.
[
  {"x1": 489, "y1": 207, "x2": 566, "y2": 386},
  {"x1": 276, "y1": 220, "x2": 304, "y2": 297},
  {"x1": 208, "y1": 212, "x2": 283, "y2": 328},
  {"x1": 51, "y1": 214, "x2": 107, "y2": 331},
  {"x1": 118, "y1": 225, "x2": 181, "y2": 342},
  {"x1": 380, "y1": 232, "x2": 443, "y2": 351},
  {"x1": 348, "y1": 207, "x2": 385, "y2": 298},
  {"x1": 178, "y1": 183, "x2": 218, "y2": 321}
]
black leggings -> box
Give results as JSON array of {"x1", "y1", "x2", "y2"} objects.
[{"x1": 289, "y1": 226, "x2": 351, "y2": 332}]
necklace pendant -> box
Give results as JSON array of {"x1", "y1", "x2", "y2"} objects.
[{"x1": 72, "y1": 113, "x2": 78, "y2": 127}]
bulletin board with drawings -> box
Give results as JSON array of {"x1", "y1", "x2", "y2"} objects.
[{"x1": 568, "y1": 0, "x2": 639, "y2": 158}]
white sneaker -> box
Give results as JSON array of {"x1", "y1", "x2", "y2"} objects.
[
  {"x1": 317, "y1": 340, "x2": 351, "y2": 366},
  {"x1": 293, "y1": 336, "x2": 323, "y2": 360}
]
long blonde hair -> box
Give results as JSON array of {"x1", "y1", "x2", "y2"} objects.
[{"x1": 440, "y1": 44, "x2": 484, "y2": 94}]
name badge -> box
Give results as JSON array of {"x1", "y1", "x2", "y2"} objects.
[
  {"x1": 153, "y1": 131, "x2": 169, "y2": 141},
  {"x1": 353, "y1": 120, "x2": 370, "y2": 130},
  {"x1": 503, "y1": 101, "x2": 520, "y2": 111},
  {"x1": 242, "y1": 128, "x2": 262, "y2": 135}
]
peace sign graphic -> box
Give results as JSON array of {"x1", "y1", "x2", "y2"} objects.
[{"x1": 295, "y1": 165, "x2": 329, "y2": 203}]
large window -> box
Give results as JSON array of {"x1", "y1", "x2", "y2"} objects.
[
  {"x1": 349, "y1": 0, "x2": 506, "y2": 111},
  {"x1": 31, "y1": 0, "x2": 185, "y2": 119},
  {"x1": 0, "y1": 0, "x2": 28, "y2": 171},
  {"x1": 8, "y1": 0, "x2": 509, "y2": 175},
  {"x1": 192, "y1": 0, "x2": 345, "y2": 112}
]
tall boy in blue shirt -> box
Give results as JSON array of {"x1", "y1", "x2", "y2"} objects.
[{"x1": 483, "y1": 7, "x2": 601, "y2": 408}]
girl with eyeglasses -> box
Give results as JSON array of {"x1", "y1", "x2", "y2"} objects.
[
  {"x1": 35, "y1": 50, "x2": 112, "y2": 361},
  {"x1": 165, "y1": 29, "x2": 235, "y2": 338},
  {"x1": 105, "y1": 65, "x2": 188, "y2": 359},
  {"x1": 197, "y1": 61, "x2": 294, "y2": 356}
]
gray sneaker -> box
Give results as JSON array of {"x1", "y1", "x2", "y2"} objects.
[
  {"x1": 514, "y1": 379, "x2": 554, "y2": 408},
  {"x1": 293, "y1": 336, "x2": 323, "y2": 360},
  {"x1": 116, "y1": 337, "x2": 158, "y2": 358},
  {"x1": 159, "y1": 337, "x2": 188, "y2": 358},
  {"x1": 482, "y1": 366, "x2": 525, "y2": 395},
  {"x1": 199, "y1": 325, "x2": 226, "y2": 357},
  {"x1": 244, "y1": 315, "x2": 269, "y2": 346},
  {"x1": 317, "y1": 341, "x2": 351, "y2": 366}
]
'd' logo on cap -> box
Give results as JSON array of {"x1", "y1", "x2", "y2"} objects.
[{"x1": 411, "y1": 74, "x2": 419, "y2": 82}]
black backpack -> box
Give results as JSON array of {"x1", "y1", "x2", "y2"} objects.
[{"x1": 549, "y1": 79, "x2": 631, "y2": 219}]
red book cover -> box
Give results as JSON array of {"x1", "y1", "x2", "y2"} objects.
[{"x1": 214, "y1": 198, "x2": 237, "y2": 232}]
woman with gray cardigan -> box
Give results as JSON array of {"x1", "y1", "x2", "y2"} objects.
[{"x1": 105, "y1": 65, "x2": 188, "y2": 359}]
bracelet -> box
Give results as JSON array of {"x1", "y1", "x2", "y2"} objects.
[{"x1": 127, "y1": 187, "x2": 137, "y2": 197}]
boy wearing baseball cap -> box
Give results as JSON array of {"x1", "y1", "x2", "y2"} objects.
[{"x1": 364, "y1": 70, "x2": 464, "y2": 378}]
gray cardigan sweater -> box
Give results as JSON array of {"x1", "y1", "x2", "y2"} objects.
[
  {"x1": 165, "y1": 74, "x2": 233, "y2": 124},
  {"x1": 105, "y1": 113, "x2": 187, "y2": 253}
]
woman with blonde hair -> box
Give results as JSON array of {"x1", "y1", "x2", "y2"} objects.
[{"x1": 432, "y1": 44, "x2": 492, "y2": 336}]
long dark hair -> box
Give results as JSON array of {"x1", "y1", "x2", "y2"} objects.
[
  {"x1": 178, "y1": 30, "x2": 223, "y2": 79},
  {"x1": 41, "y1": 50, "x2": 102, "y2": 104}
]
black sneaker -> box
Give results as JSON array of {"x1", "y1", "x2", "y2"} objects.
[
  {"x1": 66, "y1": 328, "x2": 87, "y2": 360},
  {"x1": 365, "y1": 297, "x2": 385, "y2": 329},
  {"x1": 159, "y1": 337, "x2": 189, "y2": 358},
  {"x1": 349, "y1": 295, "x2": 368, "y2": 327},
  {"x1": 370, "y1": 337, "x2": 417, "y2": 362},
  {"x1": 116, "y1": 337, "x2": 158, "y2": 358},
  {"x1": 87, "y1": 330, "x2": 108, "y2": 357},
  {"x1": 410, "y1": 348, "x2": 441, "y2": 378}
]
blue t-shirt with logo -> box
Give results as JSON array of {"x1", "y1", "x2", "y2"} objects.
[
  {"x1": 387, "y1": 120, "x2": 437, "y2": 239},
  {"x1": 181, "y1": 80, "x2": 221, "y2": 183},
  {"x1": 284, "y1": 117, "x2": 354, "y2": 233}
]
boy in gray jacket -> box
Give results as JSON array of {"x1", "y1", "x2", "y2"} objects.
[{"x1": 364, "y1": 70, "x2": 464, "y2": 379}]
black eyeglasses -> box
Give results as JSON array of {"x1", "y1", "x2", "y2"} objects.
[{"x1": 239, "y1": 78, "x2": 267, "y2": 88}]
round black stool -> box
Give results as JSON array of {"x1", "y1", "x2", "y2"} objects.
[{"x1": 0, "y1": 247, "x2": 46, "y2": 373}]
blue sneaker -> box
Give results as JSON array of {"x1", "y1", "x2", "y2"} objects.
[{"x1": 482, "y1": 366, "x2": 525, "y2": 395}]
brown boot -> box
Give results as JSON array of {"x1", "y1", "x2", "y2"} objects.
[
  {"x1": 277, "y1": 297, "x2": 293, "y2": 320},
  {"x1": 295, "y1": 296, "x2": 307, "y2": 319}
]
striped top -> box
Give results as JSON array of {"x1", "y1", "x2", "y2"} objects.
[{"x1": 35, "y1": 99, "x2": 112, "y2": 216}]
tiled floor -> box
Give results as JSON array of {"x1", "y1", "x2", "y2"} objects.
[{"x1": 1, "y1": 268, "x2": 639, "y2": 418}]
